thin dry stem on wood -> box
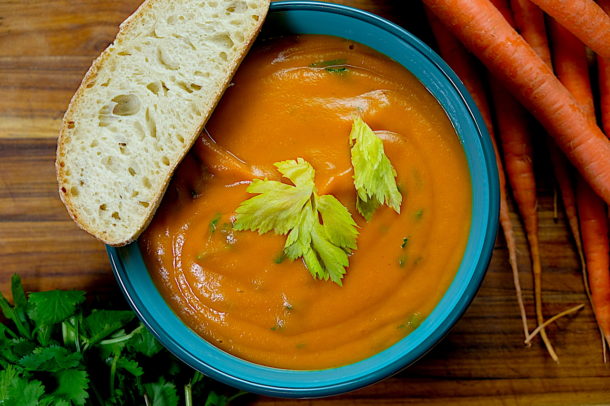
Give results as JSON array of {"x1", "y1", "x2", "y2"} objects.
[{"x1": 525, "y1": 304, "x2": 585, "y2": 346}]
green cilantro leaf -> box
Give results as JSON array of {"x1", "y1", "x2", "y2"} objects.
[
  {"x1": 204, "y1": 391, "x2": 230, "y2": 406},
  {"x1": 82, "y1": 310, "x2": 134, "y2": 345},
  {"x1": 350, "y1": 116, "x2": 402, "y2": 220},
  {"x1": 126, "y1": 326, "x2": 163, "y2": 357},
  {"x1": 144, "y1": 378, "x2": 179, "y2": 406},
  {"x1": 117, "y1": 358, "x2": 144, "y2": 377},
  {"x1": 13, "y1": 379, "x2": 44, "y2": 406},
  {"x1": 40, "y1": 399, "x2": 70, "y2": 406},
  {"x1": 18, "y1": 346, "x2": 82, "y2": 372},
  {"x1": 27, "y1": 290, "x2": 85, "y2": 327},
  {"x1": 0, "y1": 365, "x2": 44, "y2": 406},
  {"x1": 0, "y1": 274, "x2": 246, "y2": 406},
  {"x1": 10, "y1": 274, "x2": 30, "y2": 336},
  {"x1": 0, "y1": 275, "x2": 31, "y2": 339},
  {"x1": 234, "y1": 158, "x2": 358, "y2": 285},
  {"x1": 0, "y1": 337, "x2": 36, "y2": 365},
  {"x1": 49, "y1": 369, "x2": 89, "y2": 406}
]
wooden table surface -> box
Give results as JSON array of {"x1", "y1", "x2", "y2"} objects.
[{"x1": 1, "y1": 0, "x2": 609, "y2": 404}]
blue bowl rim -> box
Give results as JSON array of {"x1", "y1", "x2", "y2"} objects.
[{"x1": 107, "y1": 0, "x2": 500, "y2": 398}]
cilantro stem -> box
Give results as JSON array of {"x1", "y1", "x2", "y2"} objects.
[
  {"x1": 109, "y1": 351, "x2": 119, "y2": 395},
  {"x1": 185, "y1": 382, "x2": 193, "y2": 406},
  {"x1": 98, "y1": 324, "x2": 144, "y2": 346},
  {"x1": 227, "y1": 390, "x2": 248, "y2": 403},
  {"x1": 0, "y1": 322, "x2": 17, "y2": 340},
  {"x1": 61, "y1": 316, "x2": 81, "y2": 352}
]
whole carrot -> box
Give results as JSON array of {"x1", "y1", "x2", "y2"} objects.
[
  {"x1": 489, "y1": 78, "x2": 556, "y2": 359},
  {"x1": 426, "y1": 8, "x2": 530, "y2": 341},
  {"x1": 496, "y1": 0, "x2": 560, "y2": 359},
  {"x1": 577, "y1": 180, "x2": 610, "y2": 343},
  {"x1": 423, "y1": 0, "x2": 610, "y2": 205},
  {"x1": 548, "y1": 14, "x2": 608, "y2": 352},
  {"x1": 548, "y1": 147, "x2": 587, "y2": 282},
  {"x1": 527, "y1": 0, "x2": 610, "y2": 59},
  {"x1": 509, "y1": 2, "x2": 587, "y2": 273},
  {"x1": 546, "y1": 18, "x2": 591, "y2": 273}
]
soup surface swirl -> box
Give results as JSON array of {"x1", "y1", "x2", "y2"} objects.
[{"x1": 141, "y1": 35, "x2": 472, "y2": 369}]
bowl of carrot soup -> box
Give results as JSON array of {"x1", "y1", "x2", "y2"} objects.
[{"x1": 107, "y1": 1, "x2": 499, "y2": 398}]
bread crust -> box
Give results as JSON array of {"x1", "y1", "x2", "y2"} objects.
[{"x1": 56, "y1": 0, "x2": 270, "y2": 246}]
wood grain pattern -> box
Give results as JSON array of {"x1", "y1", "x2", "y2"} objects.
[{"x1": 0, "y1": 0, "x2": 608, "y2": 404}]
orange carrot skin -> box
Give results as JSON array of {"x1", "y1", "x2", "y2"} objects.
[
  {"x1": 528, "y1": 0, "x2": 610, "y2": 59},
  {"x1": 511, "y1": 0, "x2": 553, "y2": 67},
  {"x1": 549, "y1": 145, "x2": 583, "y2": 249},
  {"x1": 509, "y1": 0, "x2": 587, "y2": 265},
  {"x1": 550, "y1": 20, "x2": 596, "y2": 119},
  {"x1": 488, "y1": 0, "x2": 513, "y2": 22},
  {"x1": 577, "y1": 180, "x2": 610, "y2": 342},
  {"x1": 496, "y1": 0, "x2": 560, "y2": 357},
  {"x1": 598, "y1": 0, "x2": 610, "y2": 137},
  {"x1": 599, "y1": 55, "x2": 610, "y2": 136},
  {"x1": 426, "y1": 8, "x2": 530, "y2": 339},
  {"x1": 425, "y1": 11, "x2": 494, "y2": 134},
  {"x1": 490, "y1": 81, "x2": 537, "y2": 264},
  {"x1": 422, "y1": 0, "x2": 610, "y2": 205}
]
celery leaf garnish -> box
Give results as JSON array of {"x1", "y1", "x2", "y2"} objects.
[
  {"x1": 234, "y1": 158, "x2": 358, "y2": 285},
  {"x1": 350, "y1": 116, "x2": 402, "y2": 220}
]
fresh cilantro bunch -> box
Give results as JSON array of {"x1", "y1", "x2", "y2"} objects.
[
  {"x1": 234, "y1": 158, "x2": 359, "y2": 285},
  {"x1": 0, "y1": 274, "x2": 245, "y2": 406},
  {"x1": 350, "y1": 116, "x2": 402, "y2": 220}
]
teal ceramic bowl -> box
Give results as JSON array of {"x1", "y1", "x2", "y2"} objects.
[{"x1": 107, "y1": 1, "x2": 499, "y2": 398}]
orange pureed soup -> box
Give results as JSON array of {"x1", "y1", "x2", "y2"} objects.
[{"x1": 140, "y1": 35, "x2": 472, "y2": 369}]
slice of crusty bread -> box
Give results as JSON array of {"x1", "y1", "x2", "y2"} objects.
[{"x1": 56, "y1": 0, "x2": 270, "y2": 246}]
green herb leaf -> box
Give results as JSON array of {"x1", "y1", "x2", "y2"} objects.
[
  {"x1": 126, "y1": 326, "x2": 163, "y2": 357},
  {"x1": 306, "y1": 222, "x2": 350, "y2": 285},
  {"x1": 0, "y1": 278, "x2": 31, "y2": 339},
  {"x1": 144, "y1": 378, "x2": 179, "y2": 406},
  {"x1": 310, "y1": 58, "x2": 347, "y2": 67},
  {"x1": 350, "y1": 116, "x2": 402, "y2": 220},
  {"x1": 234, "y1": 159, "x2": 314, "y2": 235},
  {"x1": 83, "y1": 310, "x2": 134, "y2": 345},
  {"x1": 0, "y1": 275, "x2": 244, "y2": 405},
  {"x1": 0, "y1": 337, "x2": 36, "y2": 365},
  {"x1": 11, "y1": 274, "x2": 27, "y2": 310},
  {"x1": 10, "y1": 274, "x2": 31, "y2": 337},
  {"x1": 209, "y1": 213, "x2": 221, "y2": 233},
  {"x1": 234, "y1": 158, "x2": 358, "y2": 285},
  {"x1": 116, "y1": 358, "x2": 144, "y2": 377},
  {"x1": 316, "y1": 194, "x2": 358, "y2": 250},
  {"x1": 325, "y1": 66, "x2": 348, "y2": 74},
  {"x1": 27, "y1": 290, "x2": 85, "y2": 327},
  {"x1": 0, "y1": 365, "x2": 44, "y2": 406},
  {"x1": 18, "y1": 346, "x2": 82, "y2": 372},
  {"x1": 204, "y1": 391, "x2": 230, "y2": 406},
  {"x1": 40, "y1": 399, "x2": 70, "y2": 406},
  {"x1": 49, "y1": 369, "x2": 89, "y2": 406}
]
